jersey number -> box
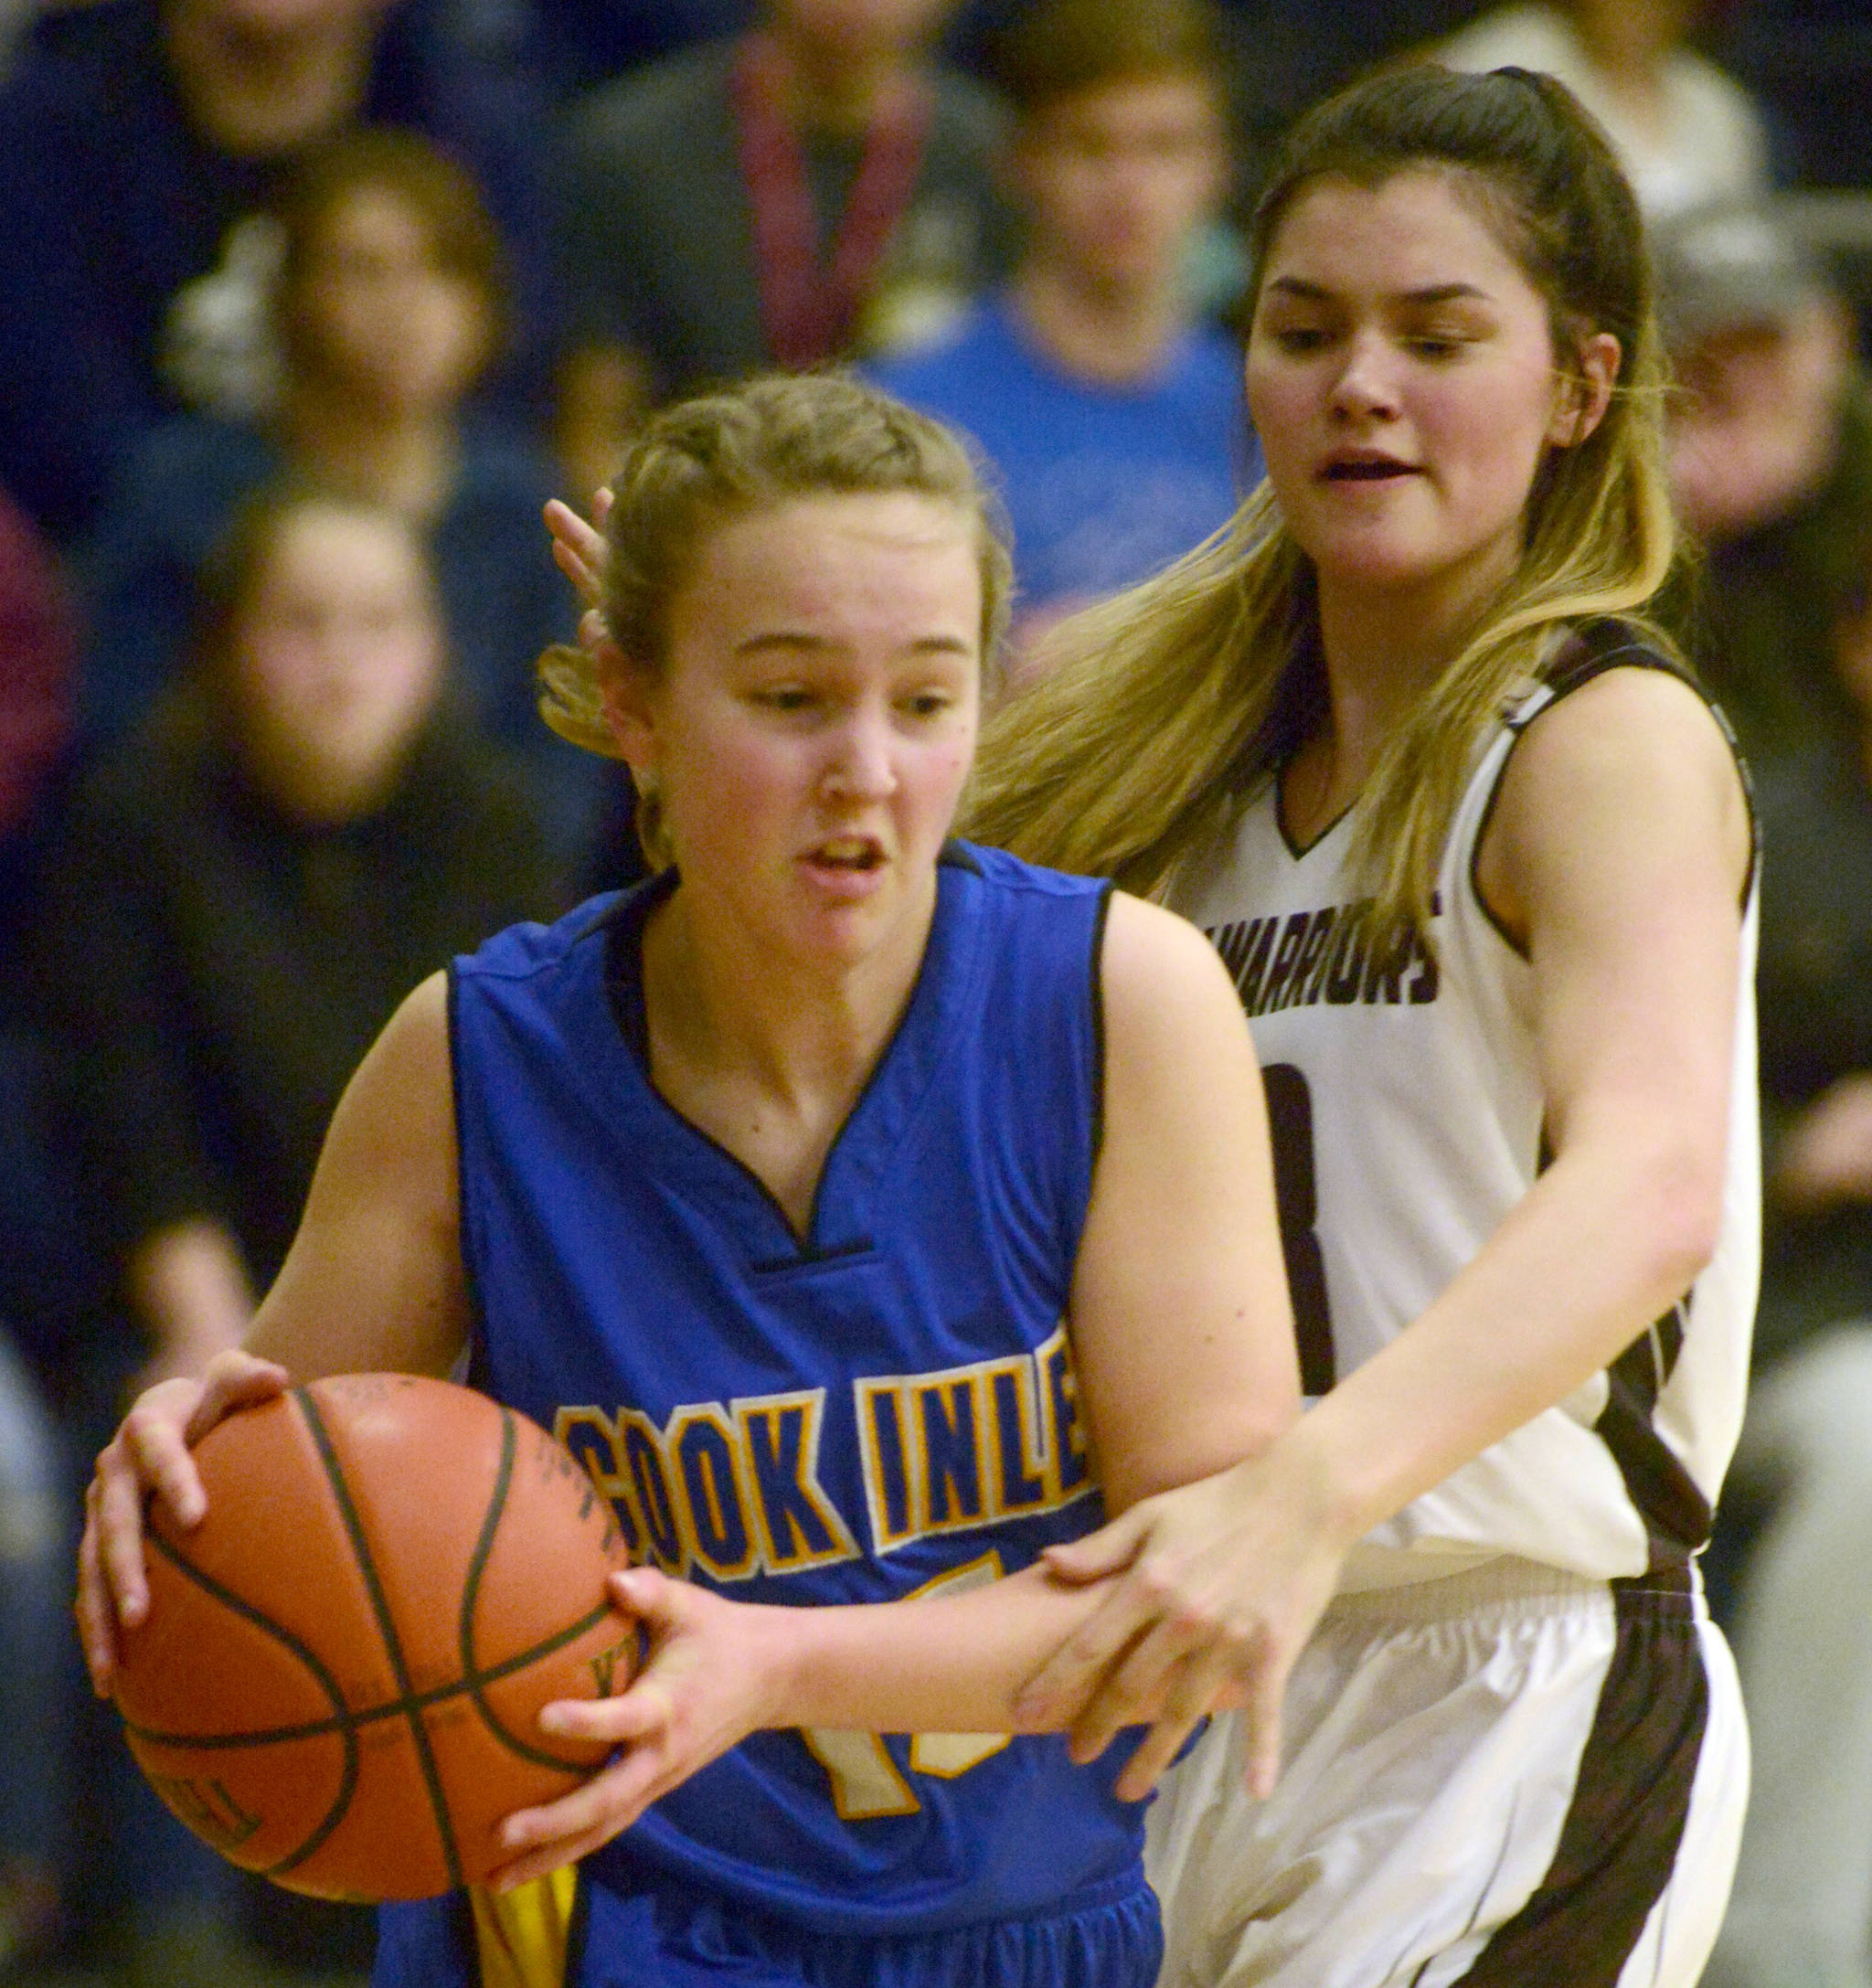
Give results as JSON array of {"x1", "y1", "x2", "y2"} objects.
[
  {"x1": 1262, "y1": 1063, "x2": 1336, "y2": 1393},
  {"x1": 799, "y1": 1556, "x2": 1011, "y2": 1819}
]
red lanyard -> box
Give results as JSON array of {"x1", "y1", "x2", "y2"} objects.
[{"x1": 731, "y1": 32, "x2": 932, "y2": 368}]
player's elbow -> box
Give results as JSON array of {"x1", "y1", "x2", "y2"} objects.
[{"x1": 1632, "y1": 1132, "x2": 1728, "y2": 1305}]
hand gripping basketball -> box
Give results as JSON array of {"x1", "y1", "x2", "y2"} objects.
[{"x1": 104, "y1": 1371, "x2": 635, "y2": 1901}]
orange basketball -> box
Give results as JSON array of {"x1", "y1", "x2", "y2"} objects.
[{"x1": 112, "y1": 1373, "x2": 634, "y2": 1902}]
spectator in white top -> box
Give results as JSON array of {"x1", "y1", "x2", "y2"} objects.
[{"x1": 1435, "y1": 0, "x2": 1771, "y2": 217}]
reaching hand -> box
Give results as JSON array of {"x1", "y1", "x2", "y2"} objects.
[
  {"x1": 544, "y1": 489, "x2": 613, "y2": 660},
  {"x1": 74, "y1": 1348, "x2": 291, "y2": 1695},
  {"x1": 488, "y1": 1568, "x2": 787, "y2": 1892},
  {"x1": 1011, "y1": 1442, "x2": 1352, "y2": 1802}
]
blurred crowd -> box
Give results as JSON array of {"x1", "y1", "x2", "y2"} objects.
[{"x1": 0, "y1": 0, "x2": 1868, "y2": 1983}]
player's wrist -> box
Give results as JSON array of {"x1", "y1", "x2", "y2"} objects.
[
  {"x1": 740, "y1": 1600, "x2": 814, "y2": 1732},
  {"x1": 1252, "y1": 1410, "x2": 1372, "y2": 1558}
]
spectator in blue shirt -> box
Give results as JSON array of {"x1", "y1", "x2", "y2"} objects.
[{"x1": 867, "y1": 0, "x2": 1259, "y2": 675}]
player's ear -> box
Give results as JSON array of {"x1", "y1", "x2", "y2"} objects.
[
  {"x1": 1548, "y1": 332, "x2": 1621, "y2": 448},
  {"x1": 598, "y1": 641, "x2": 660, "y2": 775}
]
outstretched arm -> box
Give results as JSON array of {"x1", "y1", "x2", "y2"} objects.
[{"x1": 1018, "y1": 665, "x2": 1754, "y2": 1795}]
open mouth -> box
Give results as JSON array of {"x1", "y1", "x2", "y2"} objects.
[
  {"x1": 805, "y1": 837, "x2": 885, "y2": 874},
  {"x1": 1323, "y1": 459, "x2": 1419, "y2": 482}
]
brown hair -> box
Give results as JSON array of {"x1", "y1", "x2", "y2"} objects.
[
  {"x1": 994, "y1": 0, "x2": 1227, "y2": 115},
  {"x1": 968, "y1": 63, "x2": 1676, "y2": 941},
  {"x1": 272, "y1": 126, "x2": 508, "y2": 383},
  {"x1": 538, "y1": 371, "x2": 1013, "y2": 863}
]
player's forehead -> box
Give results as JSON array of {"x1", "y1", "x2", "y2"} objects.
[
  {"x1": 1258, "y1": 169, "x2": 1547, "y2": 319},
  {"x1": 664, "y1": 494, "x2": 984, "y2": 671}
]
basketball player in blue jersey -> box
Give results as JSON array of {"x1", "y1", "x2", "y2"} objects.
[
  {"x1": 76, "y1": 372, "x2": 1300, "y2": 1988},
  {"x1": 972, "y1": 65, "x2": 1760, "y2": 1988}
]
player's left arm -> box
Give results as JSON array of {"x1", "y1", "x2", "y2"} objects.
[
  {"x1": 1022, "y1": 664, "x2": 1755, "y2": 1797},
  {"x1": 488, "y1": 897, "x2": 1301, "y2": 1884},
  {"x1": 1303, "y1": 664, "x2": 1754, "y2": 1523}
]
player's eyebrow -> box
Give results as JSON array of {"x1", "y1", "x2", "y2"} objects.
[
  {"x1": 734, "y1": 633, "x2": 976, "y2": 658},
  {"x1": 1262, "y1": 277, "x2": 1494, "y2": 306}
]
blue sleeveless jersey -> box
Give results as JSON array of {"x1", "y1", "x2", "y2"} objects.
[{"x1": 441, "y1": 844, "x2": 1145, "y2": 1942}]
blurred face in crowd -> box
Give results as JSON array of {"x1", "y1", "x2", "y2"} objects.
[
  {"x1": 1566, "y1": 0, "x2": 1701, "y2": 61},
  {"x1": 1667, "y1": 297, "x2": 1851, "y2": 544},
  {"x1": 1013, "y1": 72, "x2": 1226, "y2": 301},
  {"x1": 293, "y1": 183, "x2": 493, "y2": 418},
  {"x1": 170, "y1": 0, "x2": 385, "y2": 48},
  {"x1": 163, "y1": 0, "x2": 388, "y2": 151},
  {"x1": 229, "y1": 504, "x2": 444, "y2": 818}
]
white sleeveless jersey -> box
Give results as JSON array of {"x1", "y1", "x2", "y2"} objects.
[{"x1": 1173, "y1": 634, "x2": 1760, "y2": 1588}]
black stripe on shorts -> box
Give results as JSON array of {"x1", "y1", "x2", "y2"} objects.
[{"x1": 1456, "y1": 1579, "x2": 1707, "y2": 1986}]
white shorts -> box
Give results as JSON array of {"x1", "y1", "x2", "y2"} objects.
[{"x1": 1144, "y1": 1557, "x2": 1748, "y2": 1988}]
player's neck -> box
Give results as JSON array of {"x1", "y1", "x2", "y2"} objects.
[
  {"x1": 639, "y1": 883, "x2": 935, "y2": 1236},
  {"x1": 1297, "y1": 559, "x2": 1510, "y2": 824},
  {"x1": 164, "y1": 4, "x2": 375, "y2": 155},
  {"x1": 1012, "y1": 258, "x2": 1186, "y2": 388}
]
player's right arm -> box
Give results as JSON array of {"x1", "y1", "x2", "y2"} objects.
[{"x1": 77, "y1": 971, "x2": 470, "y2": 1690}]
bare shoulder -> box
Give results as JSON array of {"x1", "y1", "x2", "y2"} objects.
[
  {"x1": 365, "y1": 970, "x2": 453, "y2": 1099},
  {"x1": 1099, "y1": 890, "x2": 1249, "y2": 1042},
  {"x1": 1500, "y1": 666, "x2": 1747, "y2": 839},
  {"x1": 1482, "y1": 666, "x2": 1751, "y2": 941}
]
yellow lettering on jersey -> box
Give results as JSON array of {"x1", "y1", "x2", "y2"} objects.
[
  {"x1": 915, "y1": 1370, "x2": 988, "y2": 1533},
  {"x1": 984, "y1": 1358, "x2": 1048, "y2": 1514},
  {"x1": 668, "y1": 1405, "x2": 760, "y2": 1582},
  {"x1": 856, "y1": 1377, "x2": 920, "y2": 1551},
  {"x1": 1037, "y1": 1326, "x2": 1091, "y2": 1501},
  {"x1": 616, "y1": 1408, "x2": 688, "y2": 1576},
  {"x1": 560, "y1": 1394, "x2": 860, "y2": 1586},
  {"x1": 855, "y1": 1335, "x2": 1096, "y2": 1556},
  {"x1": 734, "y1": 1390, "x2": 860, "y2": 1573},
  {"x1": 552, "y1": 1408, "x2": 643, "y2": 1563},
  {"x1": 800, "y1": 1728, "x2": 920, "y2": 1821}
]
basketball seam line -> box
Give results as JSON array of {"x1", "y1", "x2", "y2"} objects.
[
  {"x1": 458, "y1": 1411, "x2": 599, "y2": 1773},
  {"x1": 115, "y1": 1589, "x2": 617, "y2": 1756},
  {"x1": 296, "y1": 1384, "x2": 467, "y2": 1893},
  {"x1": 136, "y1": 1526, "x2": 364, "y2": 1880}
]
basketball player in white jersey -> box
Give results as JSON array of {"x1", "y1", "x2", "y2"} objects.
[{"x1": 970, "y1": 60, "x2": 1758, "y2": 1988}]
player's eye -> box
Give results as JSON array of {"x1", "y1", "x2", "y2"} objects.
[{"x1": 752, "y1": 687, "x2": 816, "y2": 714}]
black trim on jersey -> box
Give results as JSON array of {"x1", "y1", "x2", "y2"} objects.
[
  {"x1": 596, "y1": 846, "x2": 985, "y2": 1270},
  {"x1": 1596, "y1": 1300, "x2": 1713, "y2": 1568},
  {"x1": 1273, "y1": 767, "x2": 1356, "y2": 862},
  {"x1": 1534, "y1": 1125, "x2": 1709, "y2": 1570},
  {"x1": 448, "y1": 963, "x2": 495, "y2": 1404},
  {"x1": 602, "y1": 885, "x2": 879, "y2": 1265},
  {"x1": 1457, "y1": 1582, "x2": 1709, "y2": 1985},
  {"x1": 1467, "y1": 618, "x2": 1758, "y2": 960},
  {"x1": 601, "y1": 866, "x2": 681, "y2": 1070},
  {"x1": 563, "y1": 1869, "x2": 592, "y2": 1985},
  {"x1": 1088, "y1": 881, "x2": 1115, "y2": 1178},
  {"x1": 446, "y1": 1889, "x2": 477, "y2": 1977}
]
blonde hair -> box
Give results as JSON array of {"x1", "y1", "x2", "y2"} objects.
[
  {"x1": 539, "y1": 371, "x2": 1011, "y2": 861},
  {"x1": 967, "y1": 64, "x2": 1679, "y2": 938}
]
